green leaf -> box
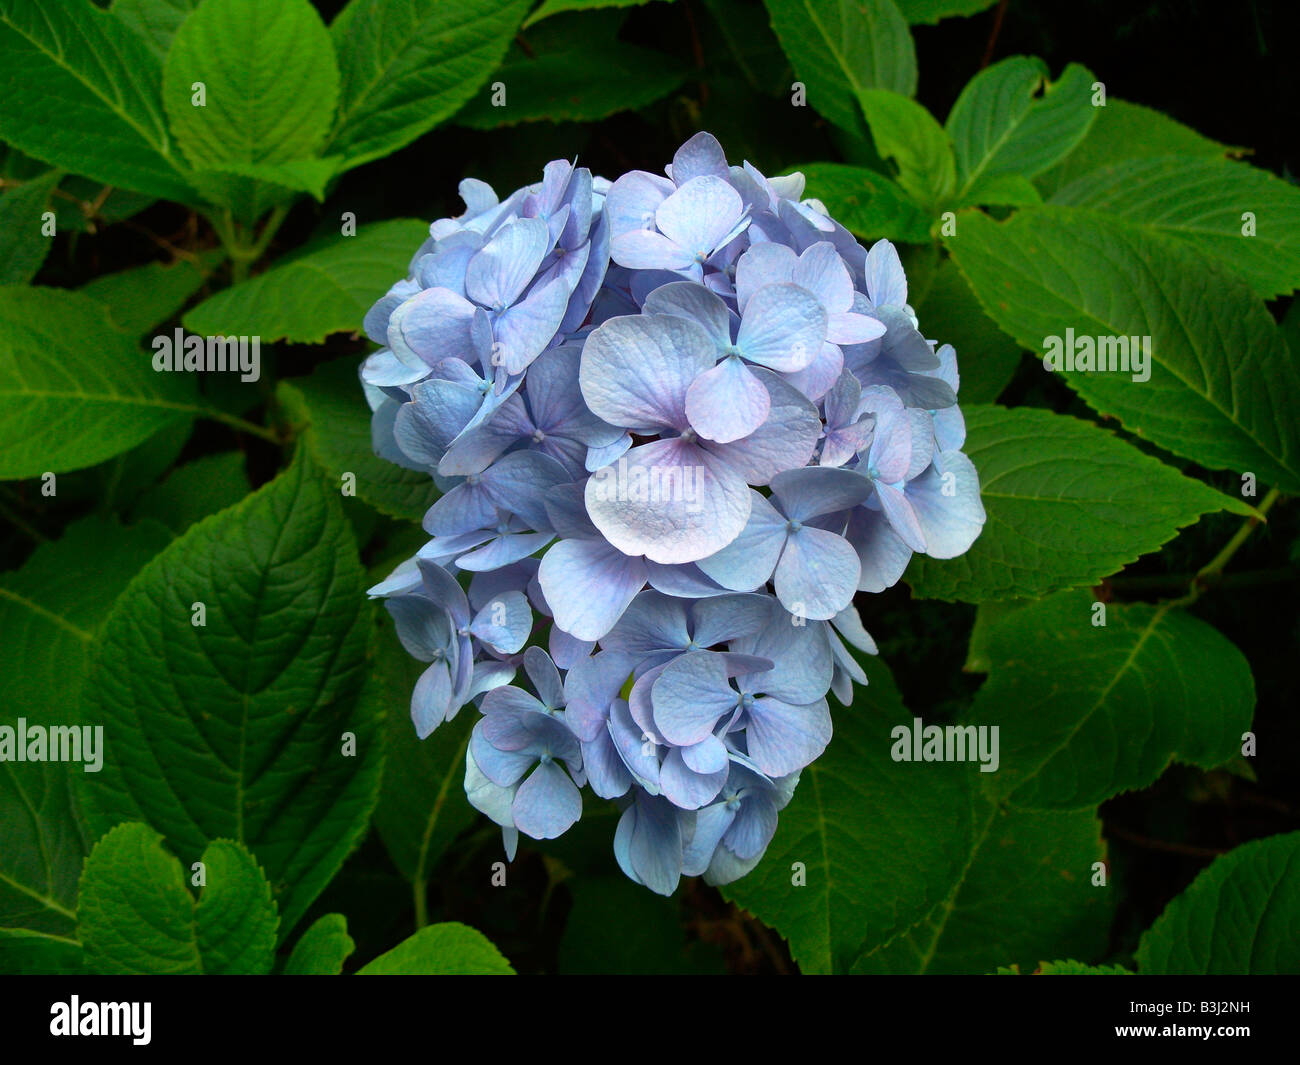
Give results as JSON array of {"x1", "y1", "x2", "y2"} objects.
[
  {"x1": 357, "y1": 922, "x2": 514, "y2": 974},
  {"x1": 327, "y1": 0, "x2": 531, "y2": 169},
  {"x1": 525, "y1": 0, "x2": 673, "y2": 27},
  {"x1": 559, "y1": 876, "x2": 724, "y2": 974},
  {"x1": 80, "y1": 252, "x2": 222, "y2": 338},
  {"x1": 913, "y1": 257, "x2": 1023, "y2": 403},
  {"x1": 999, "y1": 959, "x2": 1132, "y2": 975},
  {"x1": 721, "y1": 657, "x2": 976, "y2": 974},
  {"x1": 283, "y1": 913, "x2": 355, "y2": 975},
  {"x1": 0, "y1": 929, "x2": 85, "y2": 974},
  {"x1": 1137, "y1": 831, "x2": 1300, "y2": 974},
  {"x1": 795, "y1": 163, "x2": 933, "y2": 242},
  {"x1": 905, "y1": 405, "x2": 1256, "y2": 602},
  {"x1": 946, "y1": 208, "x2": 1300, "y2": 492},
  {"x1": 959, "y1": 171, "x2": 1041, "y2": 207},
  {"x1": 1051, "y1": 156, "x2": 1300, "y2": 299},
  {"x1": 76, "y1": 449, "x2": 382, "y2": 936},
  {"x1": 162, "y1": 0, "x2": 339, "y2": 221},
  {"x1": 961, "y1": 599, "x2": 1029, "y2": 673},
  {"x1": 0, "y1": 516, "x2": 171, "y2": 942},
  {"x1": 370, "y1": 612, "x2": 477, "y2": 884},
  {"x1": 762, "y1": 0, "x2": 917, "y2": 139},
  {"x1": 131, "y1": 451, "x2": 250, "y2": 534},
  {"x1": 280, "y1": 358, "x2": 440, "y2": 522},
  {"x1": 456, "y1": 44, "x2": 686, "y2": 128},
  {"x1": 857, "y1": 88, "x2": 955, "y2": 209},
  {"x1": 0, "y1": 287, "x2": 202, "y2": 478},
  {"x1": 969, "y1": 590, "x2": 1255, "y2": 809},
  {"x1": 946, "y1": 57, "x2": 1096, "y2": 199},
  {"x1": 193, "y1": 839, "x2": 280, "y2": 975},
  {"x1": 894, "y1": 0, "x2": 996, "y2": 22},
  {"x1": 0, "y1": 0, "x2": 196, "y2": 201},
  {"x1": 1035, "y1": 98, "x2": 1235, "y2": 199},
  {"x1": 852, "y1": 803, "x2": 1110, "y2": 974},
  {"x1": 0, "y1": 170, "x2": 61, "y2": 284},
  {"x1": 184, "y1": 218, "x2": 429, "y2": 343},
  {"x1": 78, "y1": 823, "x2": 279, "y2": 975},
  {"x1": 111, "y1": 0, "x2": 198, "y2": 57}
]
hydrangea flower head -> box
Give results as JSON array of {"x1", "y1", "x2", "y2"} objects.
[{"x1": 361, "y1": 132, "x2": 986, "y2": 894}]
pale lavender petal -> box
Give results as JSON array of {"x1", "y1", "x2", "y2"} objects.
[
  {"x1": 745, "y1": 696, "x2": 831, "y2": 777},
  {"x1": 641, "y1": 280, "x2": 731, "y2": 347},
  {"x1": 734, "y1": 242, "x2": 796, "y2": 312},
  {"x1": 469, "y1": 590, "x2": 532, "y2": 653},
  {"x1": 682, "y1": 803, "x2": 736, "y2": 876},
  {"x1": 773, "y1": 526, "x2": 860, "y2": 620},
  {"x1": 465, "y1": 217, "x2": 550, "y2": 309},
  {"x1": 604, "y1": 170, "x2": 674, "y2": 239},
  {"x1": 685, "y1": 356, "x2": 771, "y2": 443},
  {"x1": 793, "y1": 242, "x2": 853, "y2": 312},
  {"x1": 876, "y1": 480, "x2": 927, "y2": 553},
  {"x1": 847, "y1": 506, "x2": 913, "y2": 592},
  {"x1": 584, "y1": 438, "x2": 751, "y2": 564},
  {"x1": 780, "y1": 341, "x2": 843, "y2": 402},
  {"x1": 864, "y1": 238, "x2": 907, "y2": 307},
  {"x1": 670, "y1": 131, "x2": 730, "y2": 183},
  {"x1": 689, "y1": 592, "x2": 775, "y2": 647},
  {"x1": 771, "y1": 465, "x2": 872, "y2": 521},
  {"x1": 655, "y1": 175, "x2": 745, "y2": 259},
  {"x1": 538, "y1": 538, "x2": 648, "y2": 641},
  {"x1": 523, "y1": 646, "x2": 565, "y2": 710},
  {"x1": 581, "y1": 728, "x2": 632, "y2": 799},
  {"x1": 827, "y1": 310, "x2": 886, "y2": 345},
  {"x1": 471, "y1": 724, "x2": 538, "y2": 786},
  {"x1": 579, "y1": 313, "x2": 714, "y2": 432},
  {"x1": 735, "y1": 283, "x2": 824, "y2": 371},
  {"x1": 615, "y1": 792, "x2": 683, "y2": 896},
  {"x1": 454, "y1": 531, "x2": 553, "y2": 571},
  {"x1": 906, "y1": 451, "x2": 986, "y2": 558},
  {"x1": 549, "y1": 625, "x2": 595, "y2": 670},
  {"x1": 694, "y1": 490, "x2": 786, "y2": 591},
  {"x1": 610, "y1": 228, "x2": 698, "y2": 272},
  {"x1": 493, "y1": 277, "x2": 569, "y2": 373},
  {"x1": 709, "y1": 369, "x2": 820, "y2": 484},
  {"x1": 651, "y1": 651, "x2": 738, "y2": 746},
  {"x1": 660, "y1": 748, "x2": 728, "y2": 810},
  {"x1": 512, "y1": 761, "x2": 581, "y2": 839},
  {"x1": 610, "y1": 697, "x2": 661, "y2": 791},
  {"x1": 563, "y1": 650, "x2": 636, "y2": 741},
  {"x1": 681, "y1": 733, "x2": 729, "y2": 774},
  {"x1": 411, "y1": 660, "x2": 456, "y2": 738}
]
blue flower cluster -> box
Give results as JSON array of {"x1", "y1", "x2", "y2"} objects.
[{"x1": 361, "y1": 134, "x2": 985, "y2": 894}]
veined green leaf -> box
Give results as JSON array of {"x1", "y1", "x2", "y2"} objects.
[
  {"x1": 77, "y1": 824, "x2": 279, "y2": 975},
  {"x1": 946, "y1": 56, "x2": 1096, "y2": 198},
  {"x1": 1137, "y1": 831, "x2": 1300, "y2": 974},
  {"x1": 0, "y1": 0, "x2": 196, "y2": 201},
  {"x1": 357, "y1": 922, "x2": 514, "y2": 974},
  {"x1": 969, "y1": 589, "x2": 1255, "y2": 809},
  {"x1": 76, "y1": 449, "x2": 382, "y2": 936},
  {"x1": 762, "y1": 0, "x2": 917, "y2": 140},
  {"x1": 184, "y1": 218, "x2": 429, "y2": 343},
  {"x1": 0, "y1": 287, "x2": 198, "y2": 478},
  {"x1": 945, "y1": 208, "x2": 1300, "y2": 492},
  {"x1": 905, "y1": 405, "x2": 1257, "y2": 602},
  {"x1": 1051, "y1": 155, "x2": 1300, "y2": 299},
  {"x1": 328, "y1": 0, "x2": 531, "y2": 169}
]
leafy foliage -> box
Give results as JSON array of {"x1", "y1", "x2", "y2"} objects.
[{"x1": 0, "y1": 0, "x2": 1293, "y2": 980}]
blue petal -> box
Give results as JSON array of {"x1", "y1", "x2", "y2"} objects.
[
  {"x1": 538, "y1": 537, "x2": 648, "y2": 641},
  {"x1": 512, "y1": 761, "x2": 581, "y2": 840}
]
